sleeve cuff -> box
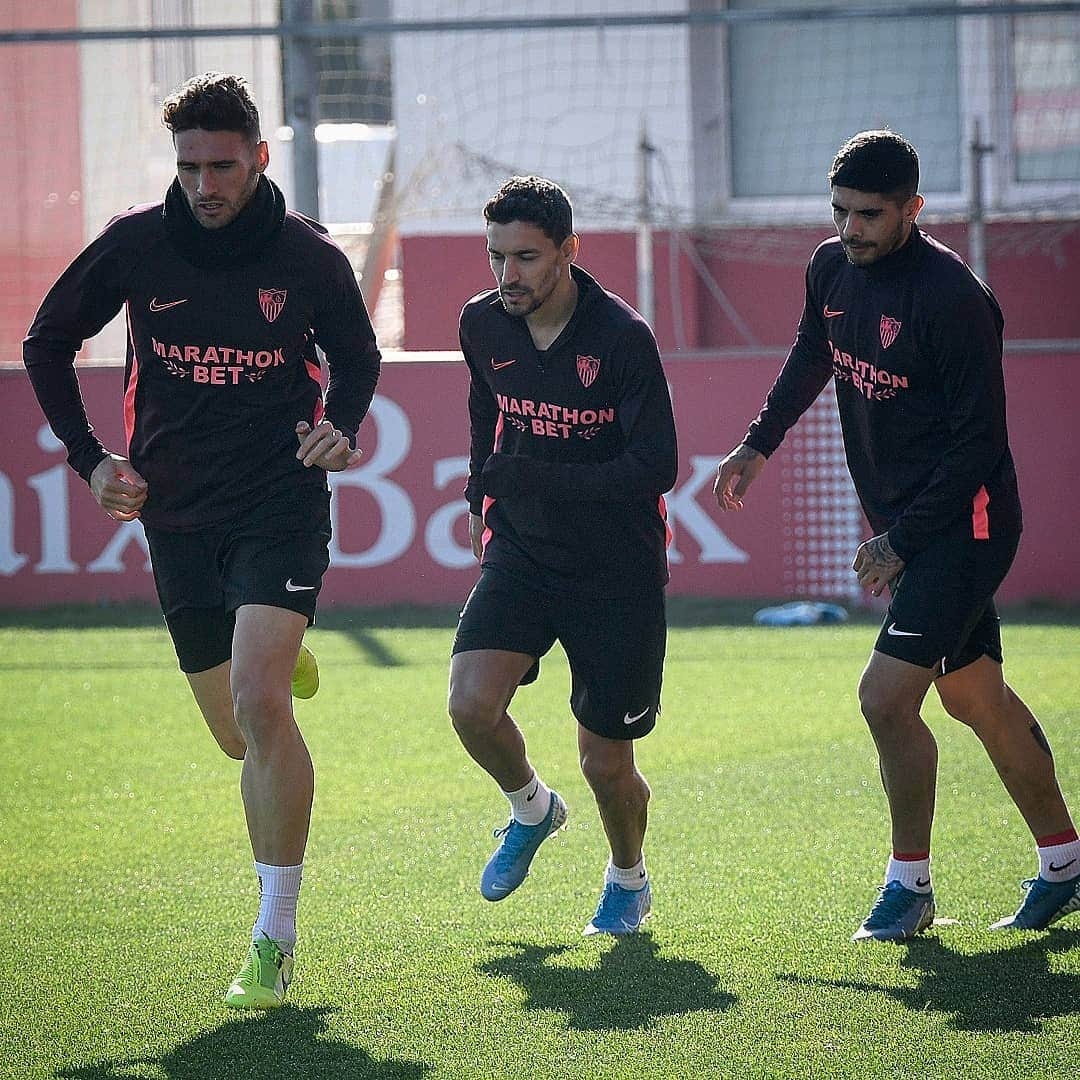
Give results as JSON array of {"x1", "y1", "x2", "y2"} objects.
[
  {"x1": 743, "y1": 436, "x2": 774, "y2": 460},
  {"x1": 886, "y1": 527, "x2": 918, "y2": 563},
  {"x1": 70, "y1": 443, "x2": 110, "y2": 485}
]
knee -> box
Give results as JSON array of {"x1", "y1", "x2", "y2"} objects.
[
  {"x1": 196, "y1": 701, "x2": 247, "y2": 759},
  {"x1": 938, "y1": 683, "x2": 1009, "y2": 731},
  {"x1": 215, "y1": 732, "x2": 247, "y2": 760},
  {"x1": 448, "y1": 686, "x2": 503, "y2": 740},
  {"x1": 231, "y1": 681, "x2": 293, "y2": 747},
  {"x1": 858, "y1": 677, "x2": 912, "y2": 735},
  {"x1": 580, "y1": 747, "x2": 645, "y2": 799},
  {"x1": 938, "y1": 692, "x2": 980, "y2": 729}
]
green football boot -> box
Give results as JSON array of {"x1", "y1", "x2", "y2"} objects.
[
  {"x1": 291, "y1": 643, "x2": 319, "y2": 700},
  {"x1": 224, "y1": 934, "x2": 294, "y2": 1009}
]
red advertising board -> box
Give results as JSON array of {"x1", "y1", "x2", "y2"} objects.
[{"x1": 1, "y1": 352, "x2": 1077, "y2": 608}]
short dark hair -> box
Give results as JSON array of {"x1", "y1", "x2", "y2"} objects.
[
  {"x1": 483, "y1": 176, "x2": 574, "y2": 245},
  {"x1": 162, "y1": 72, "x2": 261, "y2": 142},
  {"x1": 828, "y1": 130, "x2": 919, "y2": 203}
]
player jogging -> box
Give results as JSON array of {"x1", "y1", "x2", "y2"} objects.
[
  {"x1": 23, "y1": 73, "x2": 381, "y2": 1004},
  {"x1": 714, "y1": 130, "x2": 1080, "y2": 942},
  {"x1": 449, "y1": 176, "x2": 677, "y2": 935}
]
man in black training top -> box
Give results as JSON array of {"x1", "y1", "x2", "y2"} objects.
[
  {"x1": 715, "y1": 130, "x2": 1079, "y2": 941},
  {"x1": 23, "y1": 73, "x2": 381, "y2": 1004},
  {"x1": 449, "y1": 176, "x2": 677, "y2": 935}
]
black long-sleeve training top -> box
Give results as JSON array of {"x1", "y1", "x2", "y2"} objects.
[
  {"x1": 744, "y1": 225, "x2": 1022, "y2": 560},
  {"x1": 23, "y1": 176, "x2": 381, "y2": 531},
  {"x1": 460, "y1": 265, "x2": 678, "y2": 598}
]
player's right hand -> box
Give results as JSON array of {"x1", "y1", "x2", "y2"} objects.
[
  {"x1": 713, "y1": 443, "x2": 765, "y2": 512},
  {"x1": 90, "y1": 454, "x2": 148, "y2": 522},
  {"x1": 295, "y1": 419, "x2": 363, "y2": 471}
]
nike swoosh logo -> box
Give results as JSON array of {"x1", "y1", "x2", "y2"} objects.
[
  {"x1": 285, "y1": 579, "x2": 316, "y2": 592},
  {"x1": 491, "y1": 359, "x2": 517, "y2": 370},
  {"x1": 525, "y1": 784, "x2": 539, "y2": 802},
  {"x1": 887, "y1": 624, "x2": 922, "y2": 637},
  {"x1": 623, "y1": 707, "x2": 651, "y2": 725},
  {"x1": 823, "y1": 306, "x2": 844, "y2": 318},
  {"x1": 915, "y1": 877, "x2": 931, "y2": 888},
  {"x1": 1050, "y1": 859, "x2": 1077, "y2": 873},
  {"x1": 149, "y1": 297, "x2": 189, "y2": 312}
]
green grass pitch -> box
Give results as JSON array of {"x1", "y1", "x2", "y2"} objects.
[{"x1": 2, "y1": 602, "x2": 1078, "y2": 1079}]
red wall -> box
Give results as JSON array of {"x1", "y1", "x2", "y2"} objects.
[
  {"x1": 0, "y1": 2, "x2": 83, "y2": 362},
  {"x1": 1, "y1": 351, "x2": 1077, "y2": 609},
  {"x1": 402, "y1": 221, "x2": 1080, "y2": 352}
]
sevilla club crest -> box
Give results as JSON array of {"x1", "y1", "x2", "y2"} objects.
[
  {"x1": 880, "y1": 314, "x2": 902, "y2": 349},
  {"x1": 577, "y1": 354, "x2": 601, "y2": 388},
  {"x1": 259, "y1": 287, "x2": 287, "y2": 323}
]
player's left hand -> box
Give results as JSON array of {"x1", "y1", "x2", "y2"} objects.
[
  {"x1": 852, "y1": 532, "x2": 905, "y2": 596},
  {"x1": 295, "y1": 420, "x2": 363, "y2": 471}
]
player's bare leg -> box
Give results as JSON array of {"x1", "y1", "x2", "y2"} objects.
[
  {"x1": 935, "y1": 655, "x2": 1080, "y2": 929},
  {"x1": 579, "y1": 726, "x2": 652, "y2": 935},
  {"x1": 223, "y1": 604, "x2": 312, "y2": 1008},
  {"x1": 448, "y1": 649, "x2": 537, "y2": 791},
  {"x1": 578, "y1": 727, "x2": 649, "y2": 868},
  {"x1": 449, "y1": 650, "x2": 567, "y2": 901},
  {"x1": 186, "y1": 650, "x2": 317, "y2": 762},
  {"x1": 186, "y1": 661, "x2": 246, "y2": 759},
  {"x1": 230, "y1": 604, "x2": 312, "y2": 866},
  {"x1": 935, "y1": 655, "x2": 1073, "y2": 837},
  {"x1": 857, "y1": 651, "x2": 939, "y2": 853},
  {"x1": 852, "y1": 651, "x2": 939, "y2": 941}
]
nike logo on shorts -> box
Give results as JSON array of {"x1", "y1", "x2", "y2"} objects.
[
  {"x1": 491, "y1": 358, "x2": 517, "y2": 370},
  {"x1": 285, "y1": 579, "x2": 316, "y2": 592},
  {"x1": 623, "y1": 707, "x2": 651, "y2": 725},
  {"x1": 887, "y1": 623, "x2": 922, "y2": 637},
  {"x1": 823, "y1": 306, "x2": 845, "y2": 318},
  {"x1": 149, "y1": 296, "x2": 189, "y2": 312}
]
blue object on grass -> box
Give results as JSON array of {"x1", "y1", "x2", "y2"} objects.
[{"x1": 753, "y1": 601, "x2": 848, "y2": 626}]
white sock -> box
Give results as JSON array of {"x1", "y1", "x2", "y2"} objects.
[
  {"x1": 252, "y1": 861, "x2": 303, "y2": 952},
  {"x1": 503, "y1": 773, "x2": 551, "y2": 826},
  {"x1": 606, "y1": 855, "x2": 648, "y2": 891},
  {"x1": 1038, "y1": 835, "x2": 1080, "y2": 882},
  {"x1": 886, "y1": 854, "x2": 932, "y2": 894}
]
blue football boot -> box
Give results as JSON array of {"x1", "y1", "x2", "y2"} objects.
[
  {"x1": 990, "y1": 874, "x2": 1080, "y2": 930},
  {"x1": 852, "y1": 880, "x2": 935, "y2": 942},
  {"x1": 583, "y1": 881, "x2": 653, "y2": 936},
  {"x1": 480, "y1": 791, "x2": 567, "y2": 901}
]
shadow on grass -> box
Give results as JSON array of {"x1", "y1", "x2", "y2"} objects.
[
  {"x1": 55, "y1": 1005, "x2": 429, "y2": 1080},
  {"x1": 5, "y1": 598, "x2": 1079, "y2": 634},
  {"x1": 0, "y1": 603, "x2": 433, "y2": 669},
  {"x1": 4, "y1": 599, "x2": 1078, "y2": 675},
  {"x1": 478, "y1": 933, "x2": 736, "y2": 1031},
  {"x1": 778, "y1": 928, "x2": 1080, "y2": 1033}
]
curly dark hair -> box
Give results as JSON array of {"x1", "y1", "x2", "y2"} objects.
[
  {"x1": 162, "y1": 72, "x2": 261, "y2": 141},
  {"x1": 484, "y1": 176, "x2": 574, "y2": 245},
  {"x1": 828, "y1": 130, "x2": 919, "y2": 204}
]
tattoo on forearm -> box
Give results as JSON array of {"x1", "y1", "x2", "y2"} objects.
[{"x1": 731, "y1": 444, "x2": 761, "y2": 464}]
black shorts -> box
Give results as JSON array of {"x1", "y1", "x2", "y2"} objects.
[
  {"x1": 874, "y1": 533, "x2": 1020, "y2": 674},
  {"x1": 145, "y1": 505, "x2": 331, "y2": 674},
  {"x1": 452, "y1": 569, "x2": 667, "y2": 741}
]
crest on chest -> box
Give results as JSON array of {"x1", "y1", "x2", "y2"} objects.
[
  {"x1": 880, "y1": 314, "x2": 902, "y2": 349},
  {"x1": 259, "y1": 288, "x2": 287, "y2": 323},
  {"x1": 576, "y1": 354, "x2": 600, "y2": 387}
]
